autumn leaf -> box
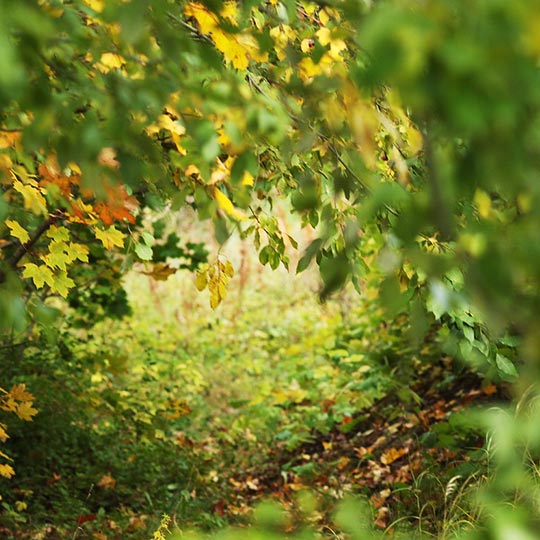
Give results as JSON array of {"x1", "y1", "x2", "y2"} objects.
[
  {"x1": 142, "y1": 263, "x2": 176, "y2": 281},
  {"x1": 96, "y1": 52, "x2": 126, "y2": 73},
  {"x1": 94, "y1": 226, "x2": 125, "y2": 249},
  {"x1": 9, "y1": 384, "x2": 34, "y2": 402},
  {"x1": 5, "y1": 220, "x2": 30, "y2": 244},
  {"x1": 97, "y1": 472, "x2": 117, "y2": 489},
  {"x1": 12, "y1": 179, "x2": 48, "y2": 215},
  {"x1": 16, "y1": 401, "x2": 38, "y2": 422},
  {"x1": 66, "y1": 242, "x2": 89, "y2": 263},
  {"x1": 49, "y1": 270, "x2": 76, "y2": 298},
  {"x1": 22, "y1": 263, "x2": 55, "y2": 289},
  {"x1": 380, "y1": 447, "x2": 408, "y2": 465},
  {"x1": 0, "y1": 463, "x2": 15, "y2": 478},
  {"x1": 212, "y1": 188, "x2": 246, "y2": 221}
]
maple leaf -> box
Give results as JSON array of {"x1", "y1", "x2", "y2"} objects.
[
  {"x1": 0, "y1": 130, "x2": 21, "y2": 149},
  {"x1": 38, "y1": 156, "x2": 77, "y2": 198},
  {"x1": 46, "y1": 226, "x2": 70, "y2": 243},
  {"x1": 67, "y1": 242, "x2": 89, "y2": 263},
  {"x1": 94, "y1": 226, "x2": 125, "y2": 249},
  {"x1": 48, "y1": 270, "x2": 75, "y2": 298},
  {"x1": 41, "y1": 242, "x2": 71, "y2": 270},
  {"x1": 22, "y1": 263, "x2": 55, "y2": 289},
  {"x1": 5, "y1": 219, "x2": 30, "y2": 244},
  {"x1": 9, "y1": 384, "x2": 34, "y2": 402},
  {"x1": 0, "y1": 423, "x2": 9, "y2": 442},
  {"x1": 12, "y1": 179, "x2": 47, "y2": 215},
  {"x1": 16, "y1": 401, "x2": 38, "y2": 421},
  {"x1": 0, "y1": 463, "x2": 15, "y2": 478}
]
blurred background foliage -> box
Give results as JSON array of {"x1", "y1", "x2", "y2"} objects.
[{"x1": 1, "y1": 0, "x2": 540, "y2": 538}]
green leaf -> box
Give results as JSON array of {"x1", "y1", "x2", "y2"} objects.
[
  {"x1": 495, "y1": 354, "x2": 518, "y2": 378},
  {"x1": 135, "y1": 243, "x2": 153, "y2": 261}
]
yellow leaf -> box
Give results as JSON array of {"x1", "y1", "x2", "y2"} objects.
[
  {"x1": 185, "y1": 164, "x2": 201, "y2": 177},
  {"x1": 213, "y1": 188, "x2": 246, "y2": 221},
  {"x1": 97, "y1": 52, "x2": 126, "y2": 73},
  {"x1": 185, "y1": 2, "x2": 218, "y2": 34},
  {"x1": 22, "y1": 263, "x2": 55, "y2": 289},
  {"x1": 223, "y1": 260, "x2": 234, "y2": 278},
  {"x1": 220, "y1": 1, "x2": 238, "y2": 25},
  {"x1": 0, "y1": 463, "x2": 15, "y2": 478},
  {"x1": 213, "y1": 30, "x2": 250, "y2": 70},
  {"x1": 209, "y1": 289, "x2": 220, "y2": 309},
  {"x1": 41, "y1": 242, "x2": 71, "y2": 270},
  {"x1": 9, "y1": 384, "x2": 34, "y2": 402},
  {"x1": 0, "y1": 130, "x2": 21, "y2": 149},
  {"x1": 49, "y1": 270, "x2": 75, "y2": 298},
  {"x1": 474, "y1": 189, "x2": 491, "y2": 219},
  {"x1": 299, "y1": 57, "x2": 323, "y2": 79},
  {"x1": 380, "y1": 447, "x2": 408, "y2": 465},
  {"x1": 0, "y1": 423, "x2": 9, "y2": 442},
  {"x1": 195, "y1": 271, "x2": 208, "y2": 291},
  {"x1": 94, "y1": 226, "x2": 125, "y2": 249},
  {"x1": 241, "y1": 170, "x2": 254, "y2": 186},
  {"x1": 15, "y1": 501, "x2": 27, "y2": 512},
  {"x1": 84, "y1": 0, "x2": 103, "y2": 12},
  {"x1": 46, "y1": 226, "x2": 70, "y2": 243},
  {"x1": 66, "y1": 242, "x2": 89, "y2": 263},
  {"x1": 16, "y1": 401, "x2": 38, "y2": 422},
  {"x1": 5, "y1": 220, "x2": 30, "y2": 244},
  {"x1": 12, "y1": 179, "x2": 47, "y2": 215}
]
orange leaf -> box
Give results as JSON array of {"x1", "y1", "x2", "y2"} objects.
[
  {"x1": 97, "y1": 472, "x2": 116, "y2": 489},
  {"x1": 380, "y1": 447, "x2": 408, "y2": 465}
]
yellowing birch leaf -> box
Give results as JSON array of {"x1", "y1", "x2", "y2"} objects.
[
  {"x1": 213, "y1": 188, "x2": 246, "y2": 221},
  {"x1": 220, "y1": 1, "x2": 238, "y2": 24},
  {"x1": 97, "y1": 52, "x2": 126, "y2": 73},
  {"x1": 474, "y1": 189, "x2": 491, "y2": 219},
  {"x1": 94, "y1": 226, "x2": 125, "y2": 249},
  {"x1": 223, "y1": 260, "x2": 234, "y2": 278},
  {"x1": 209, "y1": 289, "x2": 220, "y2": 309},
  {"x1": 213, "y1": 31, "x2": 249, "y2": 70},
  {"x1": 84, "y1": 0, "x2": 103, "y2": 12},
  {"x1": 195, "y1": 271, "x2": 208, "y2": 291},
  {"x1": 22, "y1": 263, "x2": 55, "y2": 289},
  {"x1": 5, "y1": 220, "x2": 30, "y2": 244},
  {"x1": 241, "y1": 170, "x2": 254, "y2": 186},
  {"x1": 184, "y1": 2, "x2": 218, "y2": 34}
]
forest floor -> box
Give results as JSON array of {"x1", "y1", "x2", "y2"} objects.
[{"x1": 0, "y1": 232, "x2": 509, "y2": 539}]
